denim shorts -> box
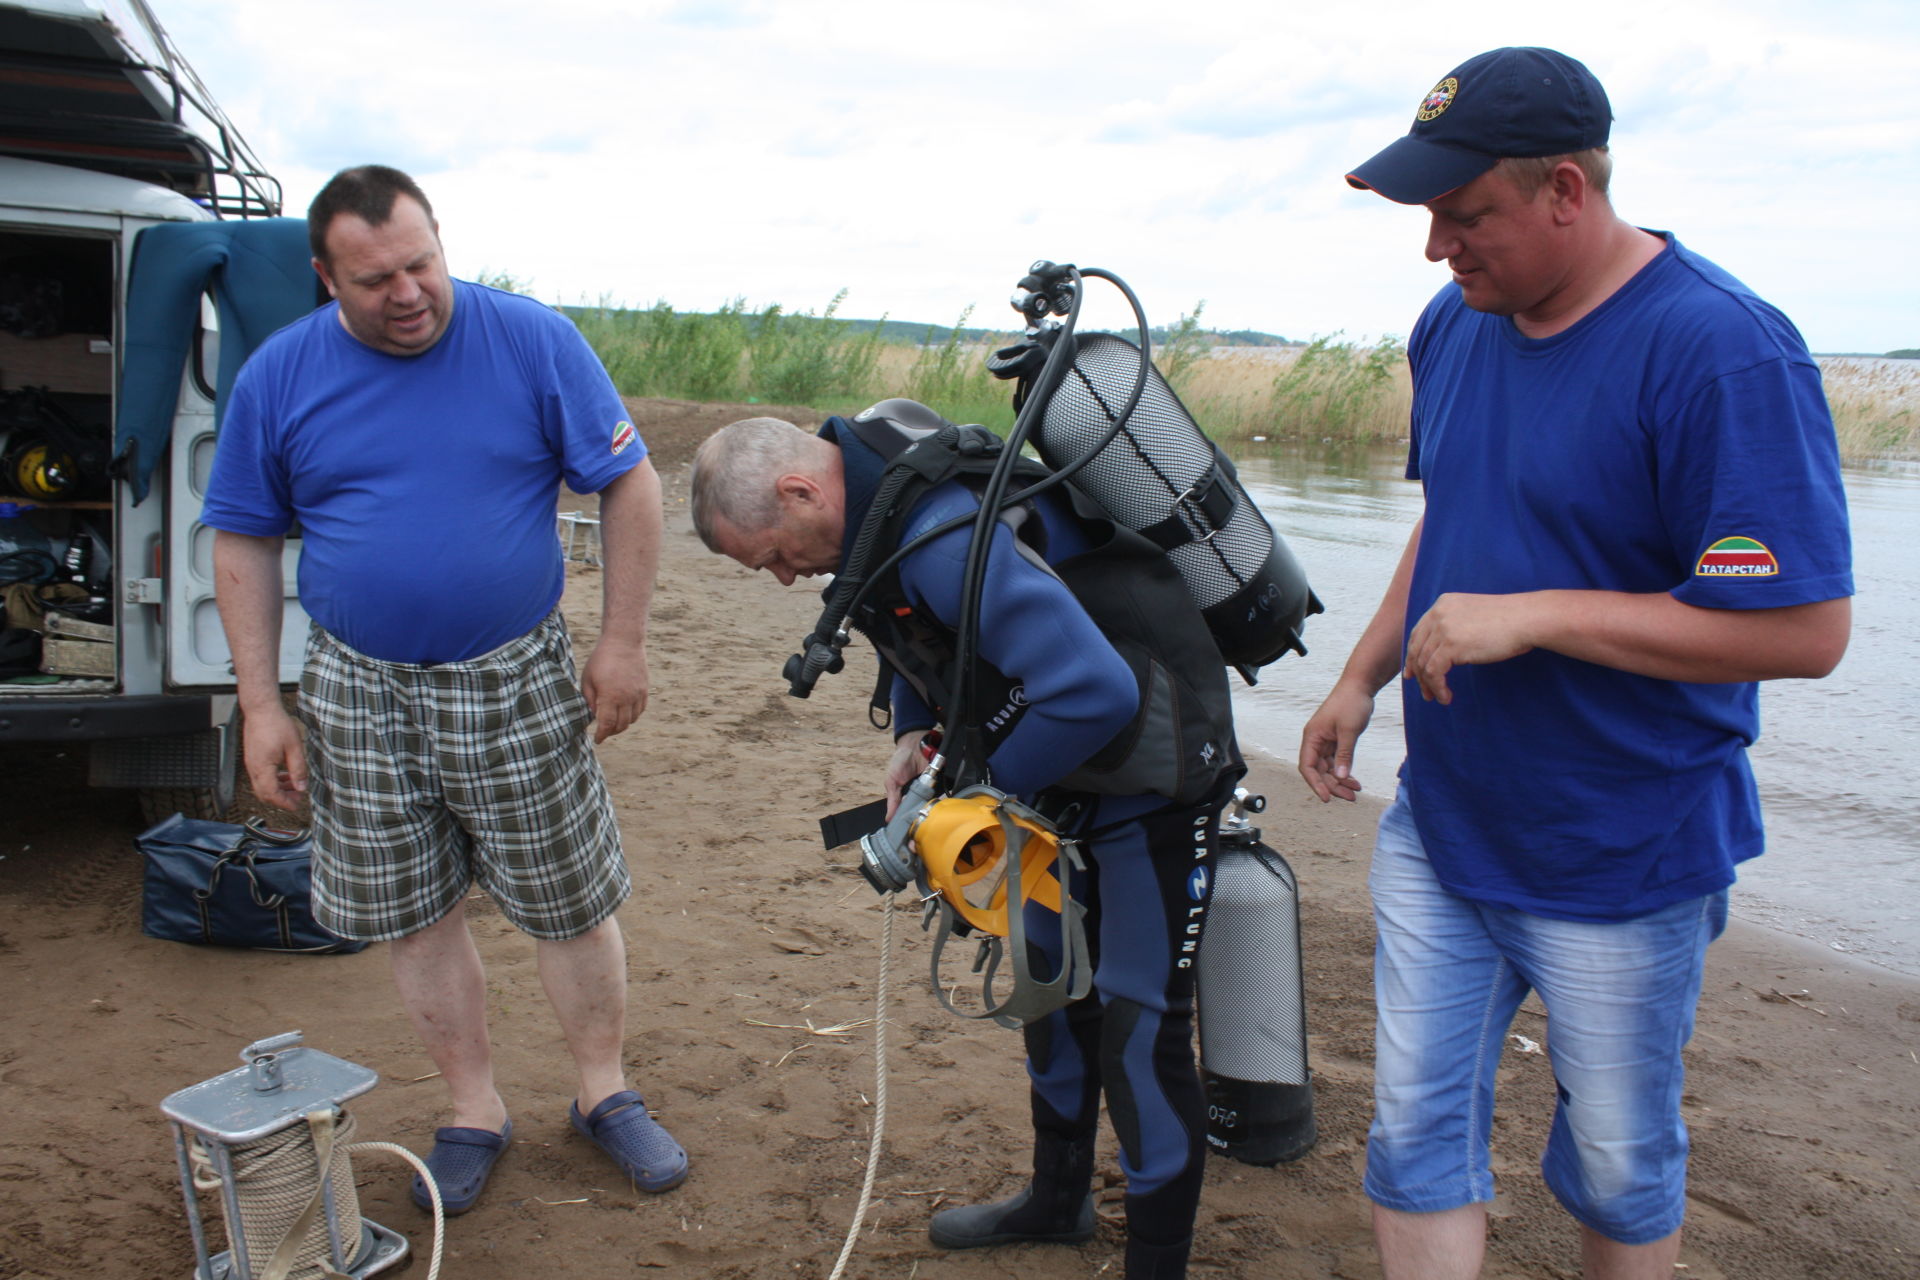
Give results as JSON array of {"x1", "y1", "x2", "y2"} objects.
[{"x1": 1363, "y1": 790, "x2": 1727, "y2": 1244}]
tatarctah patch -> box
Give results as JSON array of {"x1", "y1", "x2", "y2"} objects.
[
  {"x1": 611, "y1": 421, "x2": 636, "y2": 456},
  {"x1": 1695, "y1": 536, "x2": 1779, "y2": 577}
]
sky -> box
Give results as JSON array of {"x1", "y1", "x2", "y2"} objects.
[{"x1": 156, "y1": 0, "x2": 1919, "y2": 353}]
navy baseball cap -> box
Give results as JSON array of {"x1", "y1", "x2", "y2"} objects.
[{"x1": 1347, "y1": 47, "x2": 1612, "y2": 204}]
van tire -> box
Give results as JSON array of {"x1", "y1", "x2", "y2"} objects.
[
  {"x1": 136, "y1": 715, "x2": 238, "y2": 825},
  {"x1": 138, "y1": 781, "x2": 231, "y2": 825}
]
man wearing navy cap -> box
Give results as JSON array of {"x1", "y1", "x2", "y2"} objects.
[{"x1": 1299, "y1": 48, "x2": 1853, "y2": 1278}]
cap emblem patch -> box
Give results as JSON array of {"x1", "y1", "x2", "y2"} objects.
[
  {"x1": 1417, "y1": 77, "x2": 1458, "y2": 122},
  {"x1": 1695, "y1": 536, "x2": 1779, "y2": 578}
]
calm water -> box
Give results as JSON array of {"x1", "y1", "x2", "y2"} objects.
[{"x1": 1230, "y1": 443, "x2": 1920, "y2": 976}]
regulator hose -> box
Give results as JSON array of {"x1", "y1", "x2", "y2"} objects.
[{"x1": 788, "y1": 262, "x2": 1160, "y2": 795}]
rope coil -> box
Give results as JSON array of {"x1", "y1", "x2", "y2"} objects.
[
  {"x1": 185, "y1": 1108, "x2": 445, "y2": 1280},
  {"x1": 188, "y1": 1109, "x2": 362, "y2": 1280}
]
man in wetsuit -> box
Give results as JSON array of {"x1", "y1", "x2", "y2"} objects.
[{"x1": 691, "y1": 407, "x2": 1240, "y2": 1279}]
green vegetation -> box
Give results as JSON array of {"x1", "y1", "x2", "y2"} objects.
[
  {"x1": 751, "y1": 291, "x2": 888, "y2": 406},
  {"x1": 1886, "y1": 349, "x2": 1918, "y2": 360},
  {"x1": 570, "y1": 291, "x2": 886, "y2": 408},
  {"x1": 1267, "y1": 333, "x2": 1410, "y2": 438},
  {"x1": 1155, "y1": 302, "x2": 1213, "y2": 388},
  {"x1": 1158, "y1": 331, "x2": 1412, "y2": 447},
  {"x1": 568, "y1": 293, "x2": 1407, "y2": 441},
  {"x1": 563, "y1": 297, "x2": 1916, "y2": 461},
  {"x1": 901, "y1": 307, "x2": 1015, "y2": 431},
  {"x1": 1822, "y1": 358, "x2": 1919, "y2": 459},
  {"x1": 474, "y1": 267, "x2": 536, "y2": 295}
]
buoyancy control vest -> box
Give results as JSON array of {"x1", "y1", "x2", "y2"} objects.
[{"x1": 832, "y1": 401, "x2": 1242, "y2": 808}]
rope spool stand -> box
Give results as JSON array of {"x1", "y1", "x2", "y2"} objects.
[{"x1": 162, "y1": 1032, "x2": 437, "y2": 1280}]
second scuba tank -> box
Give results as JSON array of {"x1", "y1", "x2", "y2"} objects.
[{"x1": 1196, "y1": 791, "x2": 1316, "y2": 1165}]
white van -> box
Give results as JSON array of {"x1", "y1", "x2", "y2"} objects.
[{"x1": 0, "y1": 0, "x2": 309, "y2": 819}]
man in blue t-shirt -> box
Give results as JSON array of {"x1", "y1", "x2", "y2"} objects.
[
  {"x1": 1297, "y1": 49, "x2": 1853, "y2": 1277},
  {"x1": 204, "y1": 166, "x2": 687, "y2": 1212}
]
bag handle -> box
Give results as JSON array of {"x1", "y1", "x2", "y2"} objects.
[{"x1": 243, "y1": 816, "x2": 309, "y2": 847}]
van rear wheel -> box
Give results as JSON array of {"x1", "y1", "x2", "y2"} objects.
[
  {"x1": 130, "y1": 715, "x2": 238, "y2": 825},
  {"x1": 137, "y1": 784, "x2": 229, "y2": 825}
]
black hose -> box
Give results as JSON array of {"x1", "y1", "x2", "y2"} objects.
[
  {"x1": 794, "y1": 265, "x2": 1159, "y2": 794},
  {"x1": 942, "y1": 267, "x2": 1154, "y2": 790}
]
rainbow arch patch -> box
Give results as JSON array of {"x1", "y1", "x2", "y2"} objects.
[{"x1": 1695, "y1": 536, "x2": 1778, "y2": 577}]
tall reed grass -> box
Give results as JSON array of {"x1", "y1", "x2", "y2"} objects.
[
  {"x1": 567, "y1": 297, "x2": 1916, "y2": 461},
  {"x1": 570, "y1": 291, "x2": 886, "y2": 407},
  {"x1": 1821, "y1": 358, "x2": 1919, "y2": 460}
]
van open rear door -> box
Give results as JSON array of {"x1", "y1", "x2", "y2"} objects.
[
  {"x1": 116, "y1": 219, "x2": 321, "y2": 689},
  {"x1": 161, "y1": 303, "x2": 308, "y2": 688}
]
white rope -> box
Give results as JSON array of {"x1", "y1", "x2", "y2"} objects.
[
  {"x1": 189, "y1": 1111, "x2": 363, "y2": 1280},
  {"x1": 187, "y1": 1115, "x2": 445, "y2": 1280},
  {"x1": 825, "y1": 891, "x2": 899, "y2": 1280},
  {"x1": 346, "y1": 1141, "x2": 446, "y2": 1280}
]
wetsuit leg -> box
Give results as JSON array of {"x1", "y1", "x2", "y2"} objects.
[
  {"x1": 1022, "y1": 847, "x2": 1105, "y2": 1140},
  {"x1": 920, "y1": 870, "x2": 1101, "y2": 1243},
  {"x1": 1085, "y1": 792, "x2": 1222, "y2": 1247}
]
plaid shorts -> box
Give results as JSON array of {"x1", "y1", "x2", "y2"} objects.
[{"x1": 299, "y1": 609, "x2": 630, "y2": 943}]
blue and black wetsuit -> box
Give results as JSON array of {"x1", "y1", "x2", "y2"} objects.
[{"x1": 830, "y1": 420, "x2": 1238, "y2": 1247}]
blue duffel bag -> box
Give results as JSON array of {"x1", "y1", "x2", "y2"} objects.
[{"x1": 138, "y1": 813, "x2": 366, "y2": 954}]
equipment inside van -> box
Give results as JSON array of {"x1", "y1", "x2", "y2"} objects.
[{"x1": 0, "y1": 0, "x2": 315, "y2": 820}]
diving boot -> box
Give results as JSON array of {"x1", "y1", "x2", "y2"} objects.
[
  {"x1": 927, "y1": 1130, "x2": 1096, "y2": 1248},
  {"x1": 1124, "y1": 1233, "x2": 1192, "y2": 1280}
]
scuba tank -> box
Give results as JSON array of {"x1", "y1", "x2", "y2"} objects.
[
  {"x1": 787, "y1": 261, "x2": 1320, "y2": 707},
  {"x1": 802, "y1": 262, "x2": 1320, "y2": 1029},
  {"x1": 987, "y1": 262, "x2": 1321, "y2": 682},
  {"x1": 1196, "y1": 789, "x2": 1317, "y2": 1165}
]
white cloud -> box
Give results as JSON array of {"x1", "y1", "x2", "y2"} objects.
[{"x1": 160, "y1": 0, "x2": 1920, "y2": 352}]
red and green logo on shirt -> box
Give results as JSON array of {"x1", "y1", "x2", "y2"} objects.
[
  {"x1": 611, "y1": 421, "x2": 636, "y2": 456},
  {"x1": 1695, "y1": 536, "x2": 1778, "y2": 577}
]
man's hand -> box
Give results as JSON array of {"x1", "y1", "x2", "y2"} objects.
[
  {"x1": 582, "y1": 635, "x2": 649, "y2": 743},
  {"x1": 884, "y1": 729, "x2": 932, "y2": 819},
  {"x1": 242, "y1": 700, "x2": 308, "y2": 811},
  {"x1": 1298, "y1": 684, "x2": 1376, "y2": 803},
  {"x1": 1402, "y1": 591, "x2": 1538, "y2": 704}
]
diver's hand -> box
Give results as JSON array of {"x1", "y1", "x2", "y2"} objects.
[{"x1": 884, "y1": 729, "x2": 932, "y2": 819}]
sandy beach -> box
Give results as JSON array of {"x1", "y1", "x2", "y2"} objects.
[{"x1": 2, "y1": 397, "x2": 1916, "y2": 1280}]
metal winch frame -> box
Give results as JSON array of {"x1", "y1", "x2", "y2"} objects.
[{"x1": 160, "y1": 1032, "x2": 408, "y2": 1280}]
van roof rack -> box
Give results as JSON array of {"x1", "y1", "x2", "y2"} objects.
[{"x1": 0, "y1": 0, "x2": 281, "y2": 218}]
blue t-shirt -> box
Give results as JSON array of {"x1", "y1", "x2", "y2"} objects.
[
  {"x1": 1402, "y1": 233, "x2": 1853, "y2": 921},
  {"x1": 203, "y1": 281, "x2": 643, "y2": 662}
]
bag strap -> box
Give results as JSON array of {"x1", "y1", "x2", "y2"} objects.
[
  {"x1": 243, "y1": 816, "x2": 309, "y2": 846},
  {"x1": 258, "y1": 1109, "x2": 353, "y2": 1280}
]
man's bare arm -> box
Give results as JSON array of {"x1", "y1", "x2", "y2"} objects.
[
  {"x1": 1404, "y1": 590, "x2": 1851, "y2": 704},
  {"x1": 581, "y1": 457, "x2": 663, "y2": 743},
  {"x1": 213, "y1": 530, "x2": 306, "y2": 809},
  {"x1": 1298, "y1": 518, "x2": 1423, "y2": 802}
]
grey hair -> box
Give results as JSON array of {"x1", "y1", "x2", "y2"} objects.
[
  {"x1": 689, "y1": 417, "x2": 824, "y2": 550},
  {"x1": 1496, "y1": 147, "x2": 1612, "y2": 200}
]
